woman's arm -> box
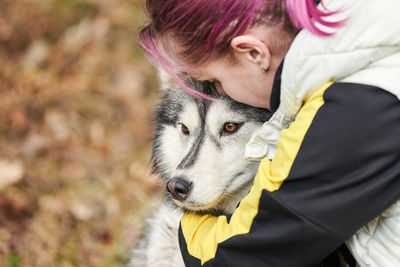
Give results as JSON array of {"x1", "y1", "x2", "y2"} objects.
[{"x1": 178, "y1": 82, "x2": 400, "y2": 267}]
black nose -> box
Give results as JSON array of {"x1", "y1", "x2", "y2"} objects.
[{"x1": 166, "y1": 177, "x2": 193, "y2": 201}]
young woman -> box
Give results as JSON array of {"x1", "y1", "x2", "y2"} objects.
[{"x1": 138, "y1": 0, "x2": 400, "y2": 266}]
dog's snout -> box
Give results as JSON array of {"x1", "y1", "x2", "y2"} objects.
[{"x1": 166, "y1": 177, "x2": 192, "y2": 201}]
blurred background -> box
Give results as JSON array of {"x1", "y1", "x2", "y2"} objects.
[{"x1": 0, "y1": 0, "x2": 162, "y2": 266}]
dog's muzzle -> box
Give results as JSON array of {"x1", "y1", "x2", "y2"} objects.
[{"x1": 166, "y1": 177, "x2": 193, "y2": 202}]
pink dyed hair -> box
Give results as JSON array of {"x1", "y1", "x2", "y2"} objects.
[{"x1": 138, "y1": 0, "x2": 344, "y2": 98}]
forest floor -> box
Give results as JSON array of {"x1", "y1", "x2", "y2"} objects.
[{"x1": 0, "y1": 1, "x2": 162, "y2": 266}]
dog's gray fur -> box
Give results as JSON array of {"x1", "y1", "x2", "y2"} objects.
[{"x1": 128, "y1": 74, "x2": 271, "y2": 266}]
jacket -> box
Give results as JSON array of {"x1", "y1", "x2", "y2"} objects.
[{"x1": 178, "y1": 0, "x2": 400, "y2": 266}]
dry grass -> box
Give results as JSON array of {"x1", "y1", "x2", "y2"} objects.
[{"x1": 0, "y1": 0, "x2": 162, "y2": 266}]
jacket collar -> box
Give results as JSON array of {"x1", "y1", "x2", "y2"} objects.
[
  {"x1": 280, "y1": 0, "x2": 400, "y2": 118},
  {"x1": 269, "y1": 61, "x2": 283, "y2": 113}
]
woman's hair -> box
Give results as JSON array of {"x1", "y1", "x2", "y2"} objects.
[{"x1": 138, "y1": 0, "x2": 344, "y2": 98}]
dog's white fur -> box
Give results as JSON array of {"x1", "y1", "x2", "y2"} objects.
[
  {"x1": 128, "y1": 72, "x2": 270, "y2": 266},
  {"x1": 129, "y1": 203, "x2": 184, "y2": 266}
]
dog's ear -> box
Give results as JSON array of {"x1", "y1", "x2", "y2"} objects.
[
  {"x1": 157, "y1": 68, "x2": 211, "y2": 96},
  {"x1": 157, "y1": 69, "x2": 176, "y2": 92}
]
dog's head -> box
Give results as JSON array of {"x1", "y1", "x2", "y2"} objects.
[{"x1": 152, "y1": 73, "x2": 272, "y2": 215}]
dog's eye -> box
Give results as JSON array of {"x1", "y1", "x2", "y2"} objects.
[
  {"x1": 180, "y1": 123, "x2": 190, "y2": 135},
  {"x1": 221, "y1": 122, "x2": 242, "y2": 136}
]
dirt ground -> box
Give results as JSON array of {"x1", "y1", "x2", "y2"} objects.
[{"x1": 0, "y1": 0, "x2": 162, "y2": 266}]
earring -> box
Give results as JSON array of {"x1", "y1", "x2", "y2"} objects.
[{"x1": 261, "y1": 64, "x2": 268, "y2": 72}]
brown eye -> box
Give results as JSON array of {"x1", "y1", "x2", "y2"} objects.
[
  {"x1": 180, "y1": 123, "x2": 189, "y2": 135},
  {"x1": 224, "y1": 123, "x2": 238, "y2": 132},
  {"x1": 221, "y1": 122, "x2": 242, "y2": 136}
]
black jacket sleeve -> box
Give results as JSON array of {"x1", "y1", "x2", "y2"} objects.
[{"x1": 178, "y1": 82, "x2": 400, "y2": 267}]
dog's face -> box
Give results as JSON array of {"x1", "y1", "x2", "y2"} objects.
[{"x1": 152, "y1": 77, "x2": 271, "y2": 215}]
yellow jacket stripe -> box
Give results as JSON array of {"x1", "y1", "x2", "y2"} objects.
[{"x1": 180, "y1": 81, "x2": 334, "y2": 265}]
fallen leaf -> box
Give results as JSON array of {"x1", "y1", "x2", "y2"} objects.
[{"x1": 0, "y1": 160, "x2": 24, "y2": 190}]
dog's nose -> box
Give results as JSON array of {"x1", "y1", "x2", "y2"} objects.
[{"x1": 166, "y1": 177, "x2": 192, "y2": 201}]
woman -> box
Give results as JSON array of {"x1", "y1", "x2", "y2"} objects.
[{"x1": 138, "y1": 0, "x2": 400, "y2": 266}]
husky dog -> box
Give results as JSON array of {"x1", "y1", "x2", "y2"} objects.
[{"x1": 128, "y1": 74, "x2": 272, "y2": 266}]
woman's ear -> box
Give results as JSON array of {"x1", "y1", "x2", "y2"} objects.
[{"x1": 231, "y1": 35, "x2": 271, "y2": 71}]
